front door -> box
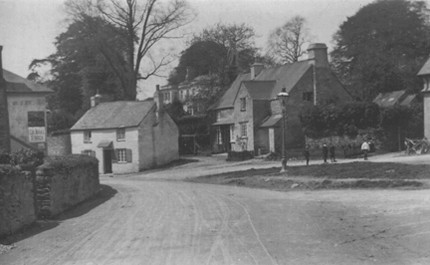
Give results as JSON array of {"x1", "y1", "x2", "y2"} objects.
[
  {"x1": 103, "y1": 149, "x2": 112, "y2": 174},
  {"x1": 221, "y1": 125, "x2": 231, "y2": 152}
]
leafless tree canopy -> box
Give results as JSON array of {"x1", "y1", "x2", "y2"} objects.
[
  {"x1": 65, "y1": 0, "x2": 194, "y2": 100},
  {"x1": 267, "y1": 15, "x2": 311, "y2": 64},
  {"x1": 191, "y1": 23, "x2": 255, "y2": 67}
]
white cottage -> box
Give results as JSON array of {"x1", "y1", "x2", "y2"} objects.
[{"x1": 70, "y1": 97, "x2": 179, "y2": 174}]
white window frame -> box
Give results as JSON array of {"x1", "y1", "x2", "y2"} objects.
[
  {"x1": 240, "y1": 97, "x2": 246, "y2": 111},
  {"x1": 240, "y1": 122, "x2": 247, "y2": 137},
  {"x1": 84, "y1": 130, "x2": 92, "y2": 143},
  {"x1": 117, "y1": 149, "x2": 127, "y2": 163}
]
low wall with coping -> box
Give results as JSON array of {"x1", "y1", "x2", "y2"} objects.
[
  {"x1": 35, "y1": 155, "x2": 99, "y2": 218},
  {"x1": 0, "y1": 166, "x2": 36, "y2": 237}
]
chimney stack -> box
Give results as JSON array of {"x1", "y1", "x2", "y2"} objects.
[
  {"x1": 0, "y1": 45, "x2": 11, "y2": 152},
  {"x1": 307, "y1": 43, "x2": 329, "y2": 68},
  {"x1": 154, "y1": 84, "x2": 163, "y2": 114},
  {"x1": 250, "y1": 62, "x2": 264, "y2": 79},
  {"x1": 90, "y1": 90, "x2": 102, "y2": 108}
]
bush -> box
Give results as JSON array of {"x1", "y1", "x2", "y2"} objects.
[
  {"x1": 43, "y1": 154, "x2": 98, "y2": 171},
  {"x1": 0, "y1": 149, "x2": 44, "y2": 170},
  {"x1": 227, "y1": 151, "x2": 253, "y2": 161},
  {"x1": 300, "y1": 102, "x2": 380, "y2": 138}
]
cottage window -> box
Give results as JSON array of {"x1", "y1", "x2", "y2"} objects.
[
  {"x1": 82, "y1": 149, "x2": 95, "y2": 157},
  {"x1": 230, "y1": 125, "x2": 235, "y2": 143},
  {"x1": 117, "y1": 128, "x2": 125, "y2": 141},
  {"x1": 240, "y1": 98, "x2": 246, "y2": 111},
  {"x1": 115, "y1": 148, "x2": 132, "y2": 163},
  {"x1": 84, "y1": 130, "x2": 92, "y2": 143},
  {"x1": 240, "y1": 122, "x2": 247, "y2": 137},
  {"x1": 217, "y1": 128, "x2": 222, "y2": 145},
  {"x1": 303, "y1": 92, "x2": 313, "y2": 102}
]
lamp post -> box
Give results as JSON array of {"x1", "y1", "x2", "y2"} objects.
[{"x1": 277, "y1": 88, "x2": 289, "y2": 173}]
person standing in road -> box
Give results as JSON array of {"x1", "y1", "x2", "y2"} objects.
[
  {"x1": 303, "y1": 146, "x2": 310, "y2": 166},
  {"x1": 329, "y1": 145, "x2": 336, "y2": 162},
  {"x1": 322, "y1": 144, "x2": 328, "y2": 163},
  {"x1": 361, "y1": 140, "x2": 370, "y2": 160}
]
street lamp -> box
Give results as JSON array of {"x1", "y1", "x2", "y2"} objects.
[{"x1": 277, "y1": 88, "x2": 289, "y2": 173}]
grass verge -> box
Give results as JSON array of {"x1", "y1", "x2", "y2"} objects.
[{"x1": 188, "y1": 162, "x2": 430, "y2": 191}]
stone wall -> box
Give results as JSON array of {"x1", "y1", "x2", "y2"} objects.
[
  {"x1": 47, "y1": 132, "x2": 71, "y2": 156},
  {"x1": 0, "y1": 166, "x2": 36, "y2": 237},
  {"x1": 0, "y1": 46, "x2": 10, "y2": 152},
  {"x1": 35, "y1": 155, "x2": 99, "y2": 218}
]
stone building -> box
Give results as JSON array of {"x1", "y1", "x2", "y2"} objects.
[
  {"x1": 0, "y1": 45, "x2": 53, "y2": 153},
  {"x1": 70, "y1": 95, "x2": 179, "y2": 174},
  {"x1": 210, "y1": 43, "x2": 352, "y2": 154},
  {"x1": 418, "y1": 57, "x2": 430, "y2": 138},
  {"x1": 0, "y1": 46, "x2": 10, "y2": 152}
]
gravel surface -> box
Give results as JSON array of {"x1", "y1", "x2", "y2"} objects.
[{"x1": 1, "y1": 152, "x2": 430, "y2": 264}]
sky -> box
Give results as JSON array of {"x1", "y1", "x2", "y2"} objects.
[{"x1": 0, "y1": 0, "x2": 380, "y2": 99}]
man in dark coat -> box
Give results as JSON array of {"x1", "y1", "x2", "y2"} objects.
[{"x1": 322, "y1": 144, "x2": 328, "y2": 163}]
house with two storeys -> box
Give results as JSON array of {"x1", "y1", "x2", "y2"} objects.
[
  {"x1": 210, "y1": 43, "x2": 352, "y2": 154},
  {"x1": 0, "y1": 46, "x2": 53, "y2": 153},
  {"x1": 417, "y1": 57, "x2": 430, "y2": 138},
  {"x1": 70, "y1": 95, "x2": 179, "y2": 174}
]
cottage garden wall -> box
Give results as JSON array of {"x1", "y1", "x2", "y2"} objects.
[{"x1": 0, "y1": 155, "x2": 99, "y2": 238}]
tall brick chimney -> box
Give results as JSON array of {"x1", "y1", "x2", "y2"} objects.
[
  {"x1": 153, "y1": 84, "x2": 164, "y2": 122},
  {"x1": 307, "y1": 43, "x2": 329, "y2": 68},
  {"x1": 250, "y1": 62, "x2": 264, "y2": 79},
  {"x1": 0, "y1": 46, "x2": 11, "y2": 152}
]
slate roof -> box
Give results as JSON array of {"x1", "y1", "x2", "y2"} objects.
[
  {"x1": 260, "y1": 114, "x2": 282, "y2": 128},
  {"x1": 400, "y1": 94, "x2": 417, "y2": 106},
  {"x1": 71, "y1": 100, "x2": 155, "y2": 131},
  {"x1": 3, "y1": 69, "x2": 52, "y2": 93},
  {"x1": 418, "y1": 57, "x2": 430, "y2": 76},
  {"x1": 242, "y1": 81, "x2": 276, "y2": 100},
  {"x1": 211, "y1": 61, "x2": 312, "y2": 110},
  {"x1": 255, "y1": 61, "x2": 312, "y2": 99},
  {"x1": 373, "y1": 90, "x2": 407, "y2": 107},
  {"x1": 210, "y1": 73, "x2": 251, "y2": 110}
]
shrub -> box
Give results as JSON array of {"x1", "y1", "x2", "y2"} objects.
[{"x1": 43, "y1": 154, "x2": 98, "y2": 171}]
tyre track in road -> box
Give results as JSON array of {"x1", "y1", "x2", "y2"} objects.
[{"x1": 4, "y1": 176, "x2": 430, "y2": 264}]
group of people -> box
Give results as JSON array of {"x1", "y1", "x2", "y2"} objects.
[{"x1": 303, "y1": 140, "x2": 371, "y2": 166}]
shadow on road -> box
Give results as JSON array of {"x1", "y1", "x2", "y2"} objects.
[{"x1": 1, "y1": 184, "x2": 117, "y2": 245}]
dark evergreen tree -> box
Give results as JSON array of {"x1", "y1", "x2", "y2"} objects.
[{"x1": 331, "y1": 0, "x2": 430, "y2": 101}]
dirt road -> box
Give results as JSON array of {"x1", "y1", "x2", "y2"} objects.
[{"x1": 2, "y1": 155, "x2": 430, "y2": 264}]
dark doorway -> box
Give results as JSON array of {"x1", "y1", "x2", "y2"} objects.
[{"x1": 103, "y1": 149, "x2": 112, "y2": 173}]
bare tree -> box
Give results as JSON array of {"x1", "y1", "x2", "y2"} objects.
[
  {"x1": 267, "y1": 16, "x2": 312, "y2": 64},
  {"x1": 192, "y1": 23, "x2": 255, "y2": 68},
  {"x1": 66, "y1": 0, "x2": 193, "y2": 99}
]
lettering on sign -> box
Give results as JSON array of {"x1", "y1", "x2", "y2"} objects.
[{"x1": 28, "y1": 127, "x2": 46, "y2": 143}]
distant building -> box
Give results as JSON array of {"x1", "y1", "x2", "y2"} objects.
[
  {"x1": 70, "y1": 95, "x2": 179, "y2": 174},
  {"x1": 417, "y1": 57, "x2": 430, "y2": 138},
  {"x1": 373, "y1": 90, "x2": 417, "y2": 108},
  {"x1": 157, "y1": 74, "x2": 217, "y2": 116},
  {"x1": 0, "y1": 46, "x2": 53, "y2": 153},
  {"x1": 0, "y1": 46, "x2": 10, "y2": 152},
  {"x1": 210, "y1": 43, "x2": 352, "y2": 154}
]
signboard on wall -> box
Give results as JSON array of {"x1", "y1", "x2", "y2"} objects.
[
  {"x1": 28, "y1": 127, "x2": 46, "y2": 143},
  {"x1": 28, "y1": 111, "x2": 45, "y2": 143}
]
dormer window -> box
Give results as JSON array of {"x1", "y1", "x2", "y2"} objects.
[
  {"x1": 117, "y1": 128, "x2": 125, "y2": 141},
  {"x1": 84, "y1": 130, "x2": 92, "y2": 143}
]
